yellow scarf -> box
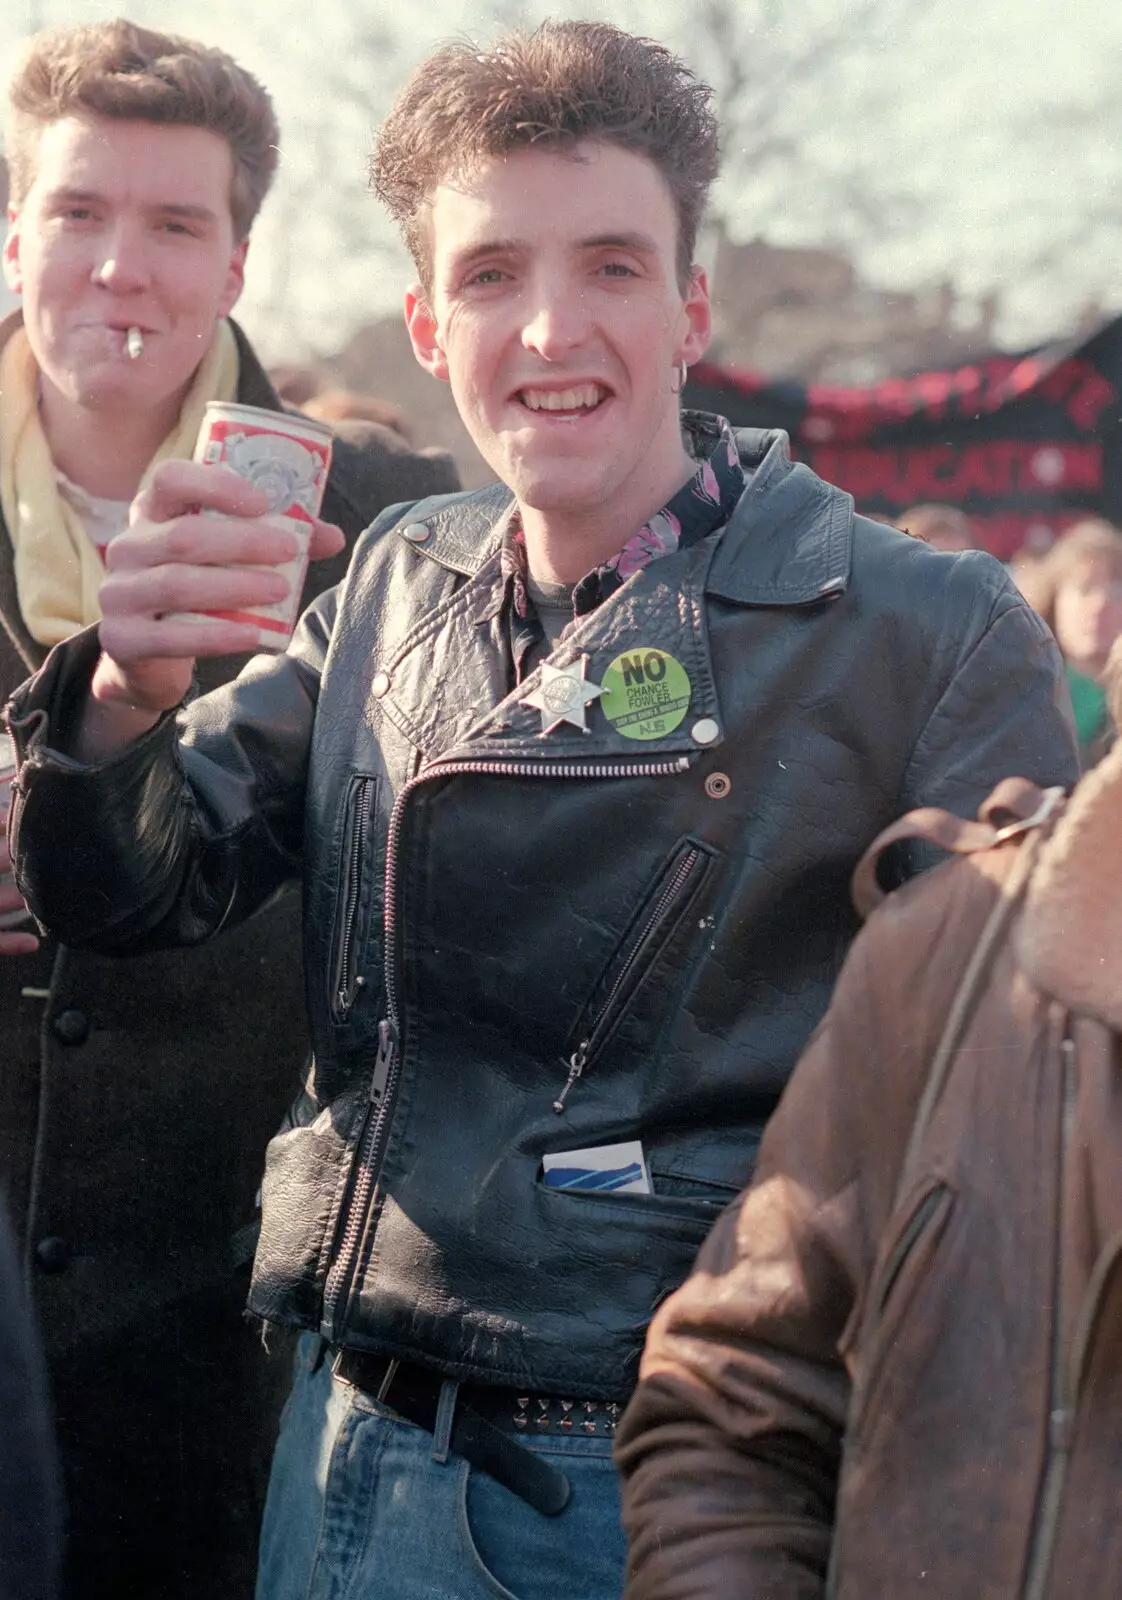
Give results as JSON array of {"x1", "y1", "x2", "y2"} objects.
[{"x1": 0, "y1": 321, "x2": 240, "y2": 646}]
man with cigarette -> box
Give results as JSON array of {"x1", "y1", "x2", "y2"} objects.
[
  {"x1": 0, "y1": 19, "x2": 456, "y2": 1598},
  {"x1": 8, "y1": 21, "x2": 1076, "y2": 1599}
]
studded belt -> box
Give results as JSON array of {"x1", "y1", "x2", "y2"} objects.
[
  {"x1": 507, "y1": 1394, "x2": 623, "y2": 1437},
  {"x1": 333, "y1": 1348, "x2": 627, "y2": 1514}
]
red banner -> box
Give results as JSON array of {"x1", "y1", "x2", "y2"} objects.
[{"x1": 684, "y1": 317, "x2": 1122, "y2": 559}]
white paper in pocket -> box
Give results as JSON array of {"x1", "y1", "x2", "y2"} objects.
[{"x1": 541, "y1": 1140, "x2": 652, "y2": 1195}]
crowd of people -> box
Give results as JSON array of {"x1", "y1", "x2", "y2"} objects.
[{"x1": 0, "y1": 15, "x2": 1118, "y2": 1600}]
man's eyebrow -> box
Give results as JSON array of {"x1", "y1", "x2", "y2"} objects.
[
  {"x1": 447, "y1": 237, "x2": 526, "y2": 271},
  {"x1": 579, "y1": 231, "x2": 659, "y2": 255},
  {"x1": 41, "y1": 187, "x2": 101, "y2": 206},
  {"x1": 446, "y1": 230, "x2": 660, "y2": 276},
  {"x1": 151, "y1": 202, "x2": 220, "y2": 223}
]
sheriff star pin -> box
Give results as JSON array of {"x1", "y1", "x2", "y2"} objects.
[{"x1": 520, "y1": 655, "x2": 604, "y2": 735}]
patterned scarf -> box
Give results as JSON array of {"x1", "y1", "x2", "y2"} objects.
[{"x1": 499, "y1": 411, "x2": 744, "y2": 675}]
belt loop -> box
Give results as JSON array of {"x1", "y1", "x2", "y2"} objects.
[
  {"x1": 376, "y1": 1358, "x2": 400, "y2": 1405},
  {"x1": 431, "y1": 1378, "x2": 459, "y2": 1464}
]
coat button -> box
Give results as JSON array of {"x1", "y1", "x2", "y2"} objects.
[
  {"x1": 372, "y1": 671, "x2": 392, "y2": 698},
  {"x1": 52, "y1": 1008, "x2": 90, "y2": 1046},
  {"x1": 401, "y1": 522, "x2": 431, "y2": 544},
  {"x1": 34, "y1": 1236, "x2": 71, "y2": 1273}
]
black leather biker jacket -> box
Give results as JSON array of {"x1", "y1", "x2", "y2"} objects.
[{"x1": 8, "y1": 426, "x2": 1078, "y2": 1400}]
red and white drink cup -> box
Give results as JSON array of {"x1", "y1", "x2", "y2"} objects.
[
  {"x1": 0, "y1": 731, "x2": 33, "y2": 931},
  {"x1": 172, "y1": 402, "x2": 334, "y2": 652}
]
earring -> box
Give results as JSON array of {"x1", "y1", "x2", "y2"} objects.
[{"x1": 670, "y1": 359, "x2": 688, "y2": 396}]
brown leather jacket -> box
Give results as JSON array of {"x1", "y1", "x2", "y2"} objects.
[{"x1": 616, "y1": 740, "x2": 1122, "y2": 1600}]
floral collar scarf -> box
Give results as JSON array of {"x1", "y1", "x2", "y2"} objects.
[{"x1": 498, "y1": 412, "x2": 744, "y2": 677}]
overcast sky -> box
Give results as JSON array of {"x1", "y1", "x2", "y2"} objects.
[{"x1": 2, "y1": 0, "x2": 1120, "y2": 367}]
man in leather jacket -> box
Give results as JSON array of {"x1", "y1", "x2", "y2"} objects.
[
  {"x1": 0, "y1": 20, "x2": 457, "y2": 1598},
  {"x1": 8, "y1": 21, "x2": 1077, "y2": 1600}
]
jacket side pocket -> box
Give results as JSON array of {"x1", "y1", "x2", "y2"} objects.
[
  {"x1": 564, "y1": 838, "x2": 717, "y2": 1084},
  {"x1": 845, "y1": 1177, "x2": 955, "y2": 1441},
  {"x1": 328, "y1": 775, "x2": 379, "y2": 1024}
]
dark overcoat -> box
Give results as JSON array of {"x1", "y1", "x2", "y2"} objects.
[{"x1": 0, "y1": 313, "x2": 459, "y2": 1599}]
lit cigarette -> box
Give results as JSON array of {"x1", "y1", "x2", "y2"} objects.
[{"x1": 126, "y1": 326, "x2": 143, "y2": 360}]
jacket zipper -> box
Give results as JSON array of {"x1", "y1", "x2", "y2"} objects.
[
  {"x1": 553, "y1": 841, "x2": 710, "y2": 1113},
  {"x1": 1020, "y1": 1031, "x2": 1122, "y2": 1600},
  {"x1": 321, "y1": 750, "x2": 692, "y2": 1336},
  {"x1": 1021, "y1": 1028, "x2": 1077, "y2": 1600},
  {"x1": 331, "y1": 777, "x2": 375, "y2": 1022}
]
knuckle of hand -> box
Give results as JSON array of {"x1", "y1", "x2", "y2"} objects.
[
  {"x1": 165, "y1": 520, "x2": 196, "y2": 563},
  {"x1": 98, "y1": 575, "x2": 126, "y2": 614},
  {"x1": 155, "y1": 567, "x2": 184, "y2": 611},
  {"x1": 98, "y1": 618, "x2": 127, "y2": 656},
  {"x1": 104, "y1": 531, "x2": 140, "y2": 571}
]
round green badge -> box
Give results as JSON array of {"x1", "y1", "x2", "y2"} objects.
[{"x1": 600, "y1": 648, "x2": 692, "y2": 741}]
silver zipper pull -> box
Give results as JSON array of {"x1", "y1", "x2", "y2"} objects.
[
  {"x1": 370, "y1": 1019, "x2": 398, "y2": 1108},
  {"x1": 553, "y1": 1045, "x2": 588, "y2": 1114}
]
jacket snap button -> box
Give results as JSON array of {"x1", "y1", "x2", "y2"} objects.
[
  {"x1": 705, "y1": 771, "x2": 732, "y2": 799},
  {"x1": 402, "y1": 523, "x2": 431, "y2": 544},
  {"x1": 52, "y1": 1008, "x2": 90, "y2": 1047},
  {"x1": 35, "y1": 1236, "x2": 71, "y2": 1273},
  {"x1": 372, "y1": 671, "x2": 392, "y2": 698},
  {"x1": 691, "y1": 718, "x2": 720, "y2": 745}
]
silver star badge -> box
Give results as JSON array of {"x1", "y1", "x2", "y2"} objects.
[{"x1": 520, "y1": 655, "x2": 604, "y2": 735}]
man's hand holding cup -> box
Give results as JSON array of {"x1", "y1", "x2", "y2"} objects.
[{"x1": 84, "y1": 438, "x2": 343, "y2": 760}]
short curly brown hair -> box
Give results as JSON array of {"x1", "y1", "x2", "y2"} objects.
[
  {"x1": 7, "y1": 18, "x2": 279, "y2": 240},
  {"x1": 370, "y1": 21, "x2": 720, "y2": 292}
]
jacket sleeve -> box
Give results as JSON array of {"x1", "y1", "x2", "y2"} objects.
[
  {"x1": 897, "y1": 559, "x2": 1077, "y2": 853},
  {"x1": 614, "y1": 856, "x2": 983, "y2": 1600},
  {"x1": 5, "y1": 587, "x2": 337, "y2": 955}
]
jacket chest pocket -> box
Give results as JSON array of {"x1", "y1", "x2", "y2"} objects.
[
  {"x1": 562, "y1": 838, "x2": 718, "y2": 1093},
  {"x1": 328, "y1": 775, "x2": 382, "y2": 1025}
]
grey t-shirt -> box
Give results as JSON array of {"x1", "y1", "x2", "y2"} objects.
[{"x1": 524, "y1": 574, "x2": 576, "y2": 671}]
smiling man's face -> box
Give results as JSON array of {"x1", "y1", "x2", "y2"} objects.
[
  {"x1": 406, "y1": 140, "x2": 711, "y2": 536},
  {"x1": 3, "y1": 113, "x2": 246, "y2": 417}
]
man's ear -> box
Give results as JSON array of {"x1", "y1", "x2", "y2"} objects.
[
  {"x1": 405, "y1": 285, "x2": 450, "y2": 383},
  {"x1": 679, "y1": 265, "x2": 712, "y2": 367},
  {"x1": 3, "y1": 208, "x2": 24, "y2": 296},
  {"x1": 217, "y1": 238, "x2": 249, "y2": 319}
]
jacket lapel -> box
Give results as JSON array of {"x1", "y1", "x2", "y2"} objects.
[
  {"x1": 380, "y1": 525, "x2": 723, "y2": 764},
  {"x1": 705, "y1": 428, "x2": 853, "y2": 606},
  {"x1": 379, "y1": 428, "x2": 855, "y2": 766}
]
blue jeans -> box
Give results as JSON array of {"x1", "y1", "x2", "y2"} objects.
[{"x1": 256, "y1": 1333, "x2": 628, "y2": 1600}]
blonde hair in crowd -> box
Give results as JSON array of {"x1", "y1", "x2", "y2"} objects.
[{"x1": 1025, "y1": 519, "x2": 1122, "y2": 635}]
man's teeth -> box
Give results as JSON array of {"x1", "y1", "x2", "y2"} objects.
[{"x1": 520, "y1": 384, "x2": 602, "y2": 412}]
